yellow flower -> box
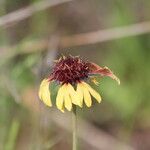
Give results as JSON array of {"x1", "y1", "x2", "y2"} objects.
[{"x1": 38, "y1": 56, "x2": 120, "y2": 112}]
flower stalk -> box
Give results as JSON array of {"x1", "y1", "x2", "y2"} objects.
[{"x1": 72, "y1": 105, "x2": 77, "y2": 150}]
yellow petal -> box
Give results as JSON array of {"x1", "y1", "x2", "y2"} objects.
[
  {"x1": 56, "y1": 85, "x2": 65, "y2": 112},
  {"x1": 83, "y1": 82, "x2": 101, "y2": 103},
  {"x1": 64, "y1": 84, "x2": 72, "y2": 111},
  {"x1": 67, "y1": 83, "x2": 79, "y2": 106},
  {"x1": 76, "y1": 83, "x2": 84, "y2": 107},
  {"x1": 39, "y1": 79, "x2": 47, "y2": 99},
  {"x1": 39, "y1": 79, "x2": 52, "y2": 107},
  {"x1": 81, "y1": 83, "x2": 92, "y2": 107}
]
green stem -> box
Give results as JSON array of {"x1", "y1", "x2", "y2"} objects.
[
  {"x1": 5, "y1": 119, "x2": 20, "y2": 150},
  {"x1": 72, "y1": 105, "x2": 77, "y2": 150}
]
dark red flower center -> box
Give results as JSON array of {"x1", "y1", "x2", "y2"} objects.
[{"x1": 51, "y1": 56, "x2": 90, "y2": 84}]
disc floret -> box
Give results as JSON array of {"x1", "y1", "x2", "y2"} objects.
[{"x1": 51, "y1": 56, "x2": 90, "y2": 84}]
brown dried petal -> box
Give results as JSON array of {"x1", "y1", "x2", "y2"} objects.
[{"x1": 88, "y1": 62, "x2": 120, "y2": 85}]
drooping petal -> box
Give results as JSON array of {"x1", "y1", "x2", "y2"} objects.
[
  {"x1": 76, "y1": 83, "x2": 84, "y2": 107},
  {"x1": 81, "y1": 83, "x2": 92, "y2": 107},
  {"x1": 64, "y1": 84, "x2": 72, "y2": 111},
  {"x1": 39, "y1": 78, "x2": 47, "y2": 100},
  {"x1": 83, "y1": 82, "x2": 102, "y2": 103},
  {"x1": 56, "y1": 85, "x2": 65, "y2": 112},
  {"x1": 39, "y1": 78, "x2": 52, "y2": 107},
  {"x1": 88, "y1": 62, "x2": 120, "y2": 85},
  {"x1": 67, "y1": 83, "x2": 80, "y2": 106}
]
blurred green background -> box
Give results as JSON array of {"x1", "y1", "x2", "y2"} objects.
[{"x1": 0, "y1": 0, "x2": 150, "y2": 150}]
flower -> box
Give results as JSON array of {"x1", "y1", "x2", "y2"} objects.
[{"x1": 39, "y1": 55, "x2": 120, "y2": 112}]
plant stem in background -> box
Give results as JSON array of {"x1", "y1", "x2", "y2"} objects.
[
  {"x1": 4, "y1": 119, "x2": 20, "y2": 150},
  {"x1": 72, "y1": 105, "x2": 77, "y2": 150}
]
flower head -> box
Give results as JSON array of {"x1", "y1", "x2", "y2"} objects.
[{"x1": 39, "y1": 55, "x2": 120, "y2": 112}]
